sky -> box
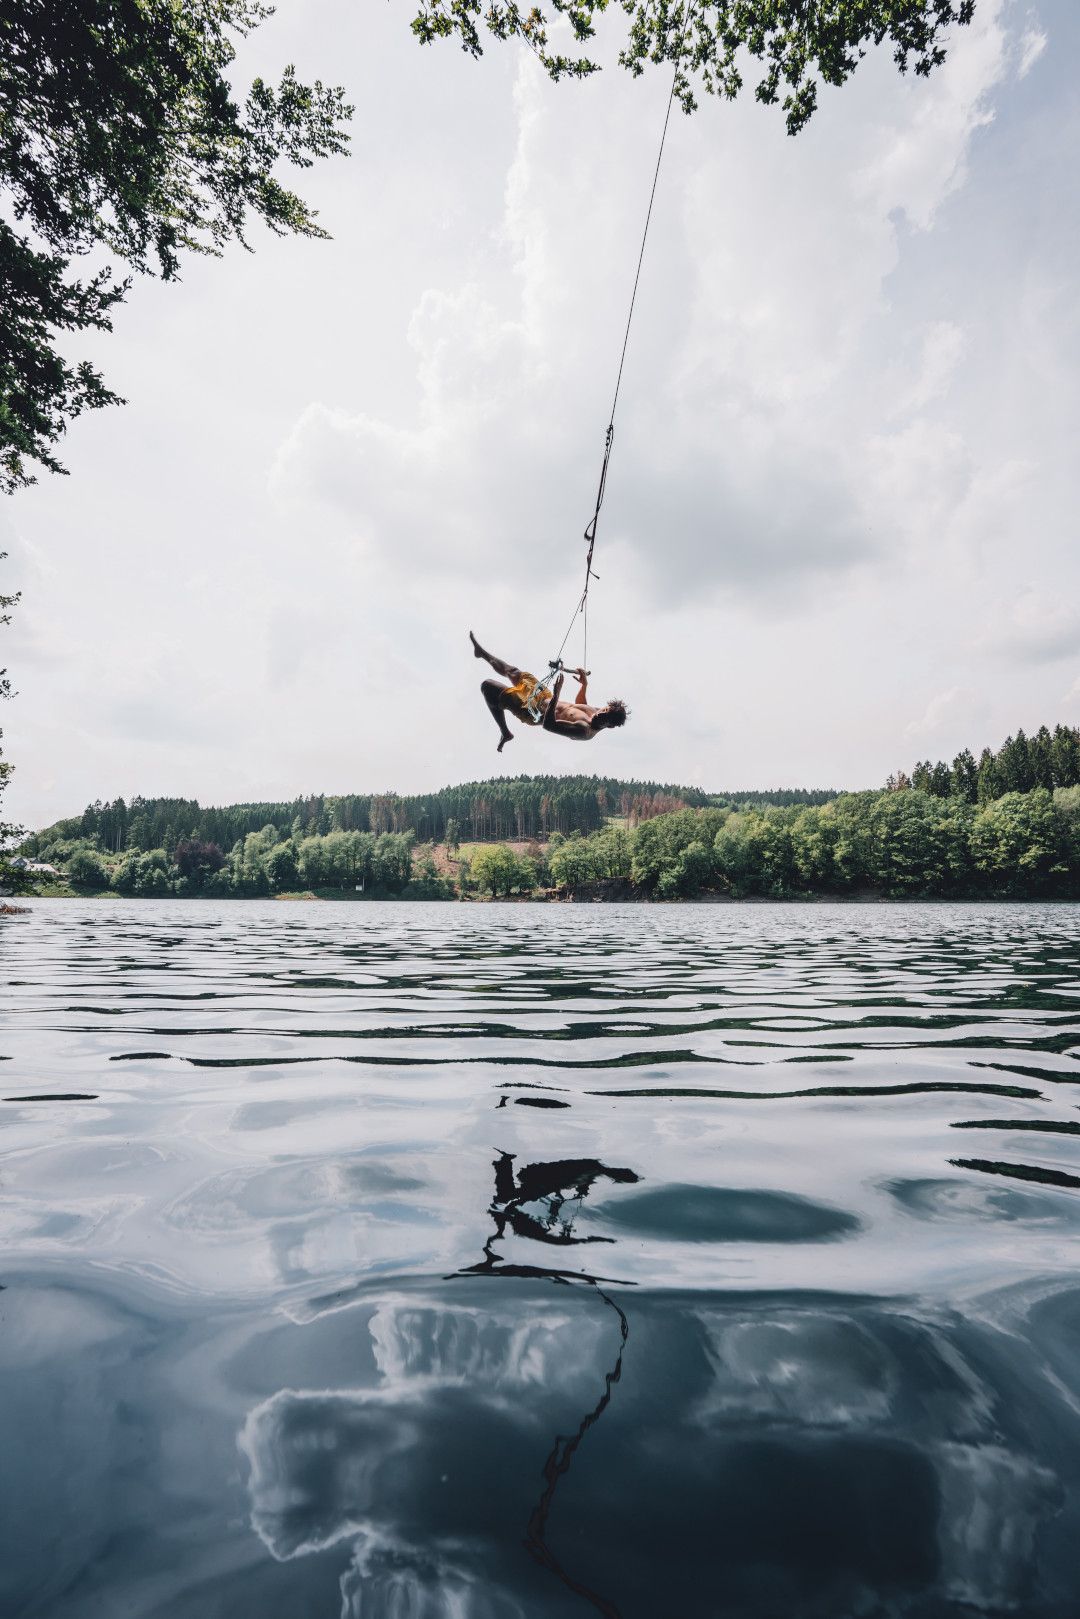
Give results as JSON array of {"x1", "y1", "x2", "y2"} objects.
[{"x1": 3, "y1": 0, "x2": 1080, "y2": 829}]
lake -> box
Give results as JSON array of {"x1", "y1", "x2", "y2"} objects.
[{"x1": 2, "y1": 899, "x2": 1080, "y2": 1617}]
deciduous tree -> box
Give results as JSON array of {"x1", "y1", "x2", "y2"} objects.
[
  {"x1": 971, "y1": 790, "x2": 1067, "y2": 896},
  {"x1": 1, "y1": 0, "x2": 353, "y2": 489},
  {"x1": 412, "y1": 0, "x2": 975, "y2": 133},
  {"x1": 174, "y1": 838, "x2": 226, "y2": 888},
  {"x1": 66, "y1": 846, "x2": 108, "y2": 889}
]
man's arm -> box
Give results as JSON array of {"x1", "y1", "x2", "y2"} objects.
[
  {"x1": 543, "y1": 674, "x2": 593, "y2": 740},
  {"x1": 573, "y1": 666, "x2": 588, "y2": 704}
]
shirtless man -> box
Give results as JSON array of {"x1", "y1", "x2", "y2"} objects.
[{"x1": 470, "y1": 631, "x2": 629, "y2": 752}]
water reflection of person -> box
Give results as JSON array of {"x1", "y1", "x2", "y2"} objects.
[{"x1": 459, "y1": 1151, "x2": 640, "y2": 1279}]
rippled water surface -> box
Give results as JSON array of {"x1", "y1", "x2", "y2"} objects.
[{"x1": 4, "y1": 899, "x2": 1080, "y2": 1617}]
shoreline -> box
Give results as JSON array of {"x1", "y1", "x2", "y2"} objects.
[{"x1": 11, "y1": 889, "x2": 1080, "y2": 907}]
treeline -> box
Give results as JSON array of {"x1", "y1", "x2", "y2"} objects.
[
  {"x1": 528, "y1": 787, "x2": 1080, "y2": 900},
  {"x1": 21, "y1": 726, "x2": 1080, "y2": 902},
  {"x1": 56, "y1": 827, "x2": 451, "y2": 899},
  {"x1": 894, "y1": 724, "x2": 1080, "y2": 801},
  {"x1": 23, "y1": 776, "x2": 838, "y2": 857},
  {"x1": 22, "y1": 784, "x2": 1080, "y2": 902}
]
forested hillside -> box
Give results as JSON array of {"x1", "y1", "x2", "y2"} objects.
[
  {"x1": 15, "y1": 725, "x2": 1080, "y2": 902},
  {"x1": 23, "y1": 775, "x2": 838, "y2": 857},
  {"x1": 19, "y1": 781, "x2": 1080, "y2": 902}
]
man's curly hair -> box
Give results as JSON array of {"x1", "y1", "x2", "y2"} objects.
[{"x1": 598, "y1": 699, "x2": 629, "y2": 728}]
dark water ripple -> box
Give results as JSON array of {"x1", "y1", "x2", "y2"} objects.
[{"x1": 2, "y1": 899, "x2": 1080, "y2": 1617}]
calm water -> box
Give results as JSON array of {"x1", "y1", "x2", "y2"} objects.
[{"x1": 3, "y1": 900, "x2": 1080, "y2": 1617}]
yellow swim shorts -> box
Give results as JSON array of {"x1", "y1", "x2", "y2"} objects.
[{"x1": 505, "y1": 672, "x2": 552, "y2": 724}]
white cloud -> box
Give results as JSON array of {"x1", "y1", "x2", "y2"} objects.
[
  {"x1": 271, "y1": 2, "x2": 1017, "y2": 614},
  {"x1": 980, "y1": 590, "x2": 1080, "y2": 665},
  {"x1": 891, "y1": 321, "x2": 967, "y2": 416},
  {"x1": 853, "y1": 1, "x2": 1009, "y2": 231},
  {"x1": 906, "y1": 687, "x2": 977, "y2": 740},
  {"x1": 1017, "y1": 22, "x2": 1049, "y2": 78}
]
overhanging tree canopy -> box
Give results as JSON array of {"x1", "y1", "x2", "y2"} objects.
[
  {"x1": 0, "y1": 0, "x2": 353, "y2": 491},
  {"x1": 411, "y1": 0, "x2": 976, "y2": 130}
]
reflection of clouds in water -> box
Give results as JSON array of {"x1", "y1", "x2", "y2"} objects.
[
  {"x1": 338, "y1": 1542, "x2": 526, "y2": 1619},
  {"x1": 242, "y1": 1384, "x2": 527, "y2": 1613},
  {"x1": 164, "y1": 1153, "x2": 447, "y2": 1293},
  {"x1": 369, "y1": 1298, "x2": 601, "y2": 1388},
  {"x1": 935, "y1": 1444, "x2": 1058, "y2": 1609},
  {"x1": 165, "y1": 1157, "x2": 430, "y2": 1234},
  {"x1": 693, "y1": 1307, "x2": 1059, "y2": 1609},
  {"x1": 240, "y1": 1388, "x2": 417, "y2": 1560},
  {"x1": 240, "y1": 1289, "x2": 1068, "y2": 1618},
  {"x1": 890, "y1": 1175, "x2": 1080, "y2": 1228},
  {"x1": 241, "y1": 1302, "x2": 609, "y2": 1614},
  {"x1": 240, "y1": 1379, "x2": 533, "y2": 1616},
  {"x1": 694, "y1": 1314, "x2": 894, "y2": 1428}
]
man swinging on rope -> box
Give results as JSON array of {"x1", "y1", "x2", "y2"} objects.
[{"x1": 470, "y1": 632, "x2": 629, "y2": 752}]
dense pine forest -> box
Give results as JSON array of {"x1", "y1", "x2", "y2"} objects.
[{"x1": 12, "y1": 724, "x2": 1080, "y2": 902}]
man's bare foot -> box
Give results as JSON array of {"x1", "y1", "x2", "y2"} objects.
[
  {"x1": 497, "y1": 732, "x2": 514, "y2": 753},
  {"x1": 470, "y1": 630, "x2": 486, "y2": 660}
]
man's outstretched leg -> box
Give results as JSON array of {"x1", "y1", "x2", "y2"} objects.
[
  {"x1": 482, "y1": 679, "x2": 515, "y2": 753},
  {"x1": 470, "y1": 630, "x2": 522, "y2": 684}
]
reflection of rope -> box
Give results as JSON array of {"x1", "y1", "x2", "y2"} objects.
[{"x1": 523, "y1": 1285, "x2": 629, "y2": 1619}]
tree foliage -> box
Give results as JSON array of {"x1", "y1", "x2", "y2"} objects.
[
  {"x1": 1, "y1": 0, "x2": 353, "y2": 489},
  {"x1": 23, "y1": 723, "x2": 1080, "y2": 903},
  {"x1": 896, "y1": 726, "x2": 1080, "y2": 805},
  {"x1": 21, "y1": 777, "x2": 1080, "y2": 902},
  {"x1": 174, "y1": 838, "x2": 226, "y2": 887},
  {"x1": 411, "y1": 0, "x2": 975, "y2": 133},
  {"x1": 36, "y1": 825, "x2": 447, "y2": 898},
  {"x1": 469, "y1": 842, "x2": 536, "y2": 896},
  {"x1": 65, "y1": 845, "x2": 109, "y2": 889},
  {"x1": 547, "y1": 787, "x2": 1080, "y2": 900}
]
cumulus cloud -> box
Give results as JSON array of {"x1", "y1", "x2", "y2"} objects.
[
  {"x1": 981, "y1": 590, "x2": 1080, "y2": 665},
  {"x1": 1016, "y1": 21, "x2": 1049, "y2": 78},
  {"x1": 269, "y1": 0, "x2": 1017, "y2": 611},
  {"x1": 853, "y1": 0, "x2": 1009, "y2": 231},
  {"x1": 905, "y1": 686, "x2": 978, "y2": 740},
  {"x1": 891, "y1": 321, "x2": 967, "y2": 416}
]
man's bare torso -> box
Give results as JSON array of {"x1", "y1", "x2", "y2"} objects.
[{"x1": 545, "y1": 695, "x2": 599, "y2": 739}]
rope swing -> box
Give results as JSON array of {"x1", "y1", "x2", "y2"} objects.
[{"x1": 547, "y1": 2, "x2": 697, "y2": 685}]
